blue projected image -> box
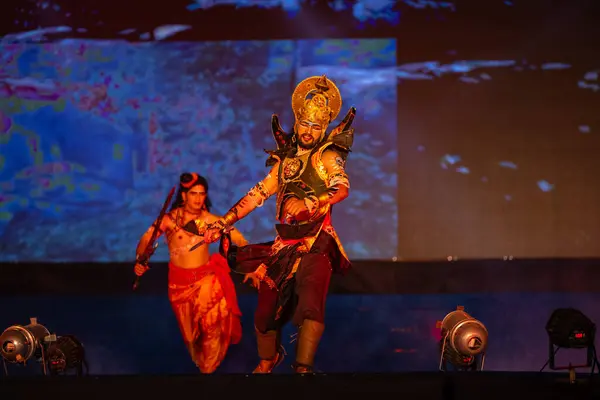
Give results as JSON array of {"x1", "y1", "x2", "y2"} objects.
[
  {"x1": 3, "y1": 0, "x2": 463, "y2": 44},
  {"x1": 0, "y1": 39, "x2": 398, "y2": 263},
  {"x1": 185, "y1": 0, "x2": 405, "y2": 23}
]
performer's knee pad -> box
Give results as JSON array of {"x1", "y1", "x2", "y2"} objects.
[
  {"x1": 254, "y1": 323, "x2": 269, "y2": 334},
  {"x1": 254, "y1": 317, "x2": 277, "y2": 334},
  {"x1": 293, "y1": 308, "x2": 325, "y2": 327},
  {"x1": 304, "y1": 309, "x2": 325, "y2": 323}
]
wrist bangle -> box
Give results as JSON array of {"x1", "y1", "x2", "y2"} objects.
[
  {"x1": 317, "y1": 193, "x2": 330, "y2": 208},
  {"x1": 222, "y1": 210, "x2": 239, "y2": 226}
]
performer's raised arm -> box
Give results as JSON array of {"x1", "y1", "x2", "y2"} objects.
[
  {"x1": 135, "y1": 217, "x2": 170, "y2": 260},
  {"x1": 133, "y1": 215, "x2": 174, "y2": 277},
  {"x1": 214, "y1": 162, "x2": 280, "y2": 230}
]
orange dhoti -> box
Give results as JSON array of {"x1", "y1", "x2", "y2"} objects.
[{"x1": 168, "y1": 253, "x2": 242, "y2": 373}]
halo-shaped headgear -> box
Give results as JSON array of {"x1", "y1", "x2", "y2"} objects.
[{"x1": 291, "y1": 75, "x2": 342, "y2": 127}]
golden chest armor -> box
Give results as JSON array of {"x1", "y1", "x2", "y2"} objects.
[
  {"x1": 280, "y1": 150, "x2": 311, "y2": 184},
  {"x1": 276, "y1": 147, "x2": 330, "y2": 221}
]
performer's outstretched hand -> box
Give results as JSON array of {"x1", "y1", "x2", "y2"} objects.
[
  {"x1": 204, "y1": 219, "x2": 226, "y2": 243},
  {"x1": 243, "y1": 272, "x2": 260, "y2": 289},
  {"x1": 134, "y1": 263, "x2": 149, "y2": 276},
  {"x1": 204, "y1": 228, "x2": 221, "y2": 244}
]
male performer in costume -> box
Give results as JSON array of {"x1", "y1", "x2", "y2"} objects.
[
  {"x1": 205, "y1": 75, "x2": 356, "y2": 374},
  {"x1": 134, "y1": 172, "x2": 248, "y2": 374}
]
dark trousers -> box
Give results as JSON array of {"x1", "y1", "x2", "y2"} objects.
[{"x1": 254, "y1": 253, "x2": 332, "y2": 333}]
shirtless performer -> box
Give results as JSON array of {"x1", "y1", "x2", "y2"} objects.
[{"x1": 133, "y1": 172, "x2": 248, "y2": 373}]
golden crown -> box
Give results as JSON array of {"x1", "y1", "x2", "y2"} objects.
[{"x1": 291, "y1": 75, "x2": 342, "y2": 127}]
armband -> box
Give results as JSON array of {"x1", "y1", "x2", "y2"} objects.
[
  {"x1": 247, "y1": 181, "x2": 270, "y2": 208},
  {"x1": 327, "y1": 172, "x2": 350, "y2": 189},
  {"x1": 222, "y1": 210, "x2": 239, "y2": 226}
]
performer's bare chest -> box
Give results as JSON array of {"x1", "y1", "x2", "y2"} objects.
[{"x1": 167, "y1": 211, "x2": 209, "y2": 244}]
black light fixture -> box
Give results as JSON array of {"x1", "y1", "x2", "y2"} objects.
[
  {"x1": 437, "y1": 306, "x2": 488, "y2": 372},
  {"x1": 543, "y1": 308, "x2": 598, "y2": 379},
  {"x1": 45, "y1": 334, "x2": 89, "y2": 376}
]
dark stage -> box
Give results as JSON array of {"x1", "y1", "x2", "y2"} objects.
[
  {"x1": 1, "y1": 259, "x2": 600, "y2": 376},
  {"x1": 1, "y1": 372, "x2": 600, "y2": 399}
]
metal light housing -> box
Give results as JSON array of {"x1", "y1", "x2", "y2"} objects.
[
  {"x1": 438, "y1": 306, "x2": 488, "y2": 371},
  {"x1": 0, "y1": 318, "x2": 51, "y2": 365}
]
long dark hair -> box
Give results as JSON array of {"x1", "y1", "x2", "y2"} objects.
[{"x1": 170, "y1": 172, "x2": 212, "y2": 212}]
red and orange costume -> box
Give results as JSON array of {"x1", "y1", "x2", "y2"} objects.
[
  {"x1": 167, "y1": 254, "x2": 242, "y2": 373},
  {"x1": 137, "y1": 173, "x2": 243, "y2": 374}
]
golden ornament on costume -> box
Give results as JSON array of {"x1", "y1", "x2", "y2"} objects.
[
  {"x1": 282, "y1": 158, "x2": 303, "y2": 179},
  {"x1": 292, "y1": 75, "x2": 342, "y2": 127}
]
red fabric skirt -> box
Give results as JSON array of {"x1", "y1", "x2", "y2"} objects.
[{"x1": 167, "y1": 254, "x2": 242, "y2": 373}]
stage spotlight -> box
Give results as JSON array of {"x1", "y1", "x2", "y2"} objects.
[
  {"x1": 546, "y1": 308, "x2": 596, "y2": 350},
  {"x1": 543, "y1": 308, "x2": 598, "y2": 375},
  {"x1": 46, "y1": 335, "x2": 89, "y2": 376},
  {"x1": 0, "y1": 318, "x2": 53, "y2": 365},
  {"x1": 437, "y1": 306, "x2": 488, "y2": 372}
]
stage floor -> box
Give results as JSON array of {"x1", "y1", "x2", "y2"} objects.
[{"x1": 1, "y1": 372, "x2": 599, "y2": 399}]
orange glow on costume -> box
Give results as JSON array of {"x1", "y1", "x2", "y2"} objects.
[{"x1": 168, "y1": 254, "x2": 242, "y2": 373}]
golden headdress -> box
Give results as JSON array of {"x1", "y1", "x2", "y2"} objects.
[
  {"x1": 292, "y1": 75, "x2": 342, "y2": 128},
  {"x1": 264, "y1": 75, "x2": 355, "y2": 167}
]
